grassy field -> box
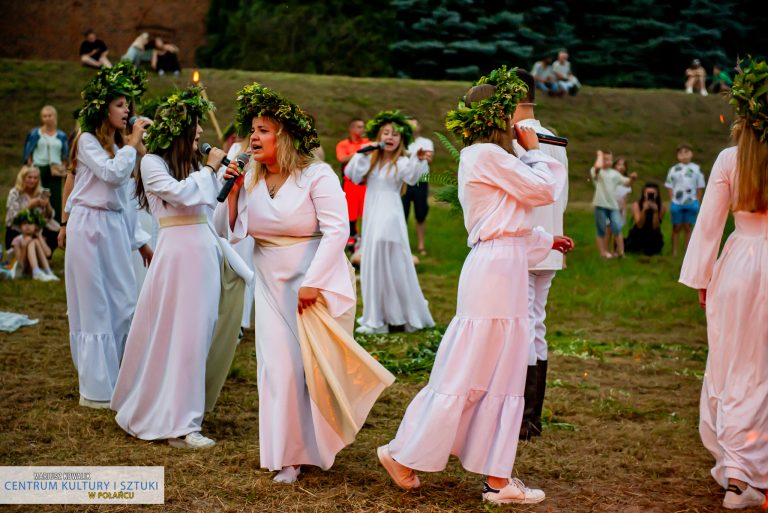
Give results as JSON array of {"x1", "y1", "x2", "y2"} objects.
[{"x1": 1, "y1": 60, "x2": 761, "y2": 512}]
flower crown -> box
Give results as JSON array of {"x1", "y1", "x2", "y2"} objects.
[
  {"x1": 77, "y1": 61, "x2": 147, "y2": 133},
  {"x1": 445, "y1": 65, "x2": 528, "y2": 145},
  {"x1": 144, "y1": 86, "x2": 214, "y2": 153},
  {"x1": 13, "y1": 208, "x2": 46, "y2": 229},
  {"x1": 729, "y1": 57, "x2": 768, "y2": 142},
  {"x1": 365, "y1": 110, "x2": 414, "y2": 147},
  {"x1": 234, "y1": 83, "x2": 320, "y2": 156}
]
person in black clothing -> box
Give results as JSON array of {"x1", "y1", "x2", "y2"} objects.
[
  {"x1": 151, "y1": 37, "x2": 181, "y2": 76},
  {"x1": 79, "y1": 30, "x2": 112, "y2": 69},
  {"x1": 625, "y1": 182, "x2": 665, "y2": 256}
]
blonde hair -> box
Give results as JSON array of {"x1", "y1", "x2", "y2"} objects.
[
  {"x1": 464, "y1": 84, "x2": 515, "y2": 154},
  {"x1": 15, "y1": 165, "x2": 41, "y2": 194},
  {"x1": 732, "y1": 119, "x2": 768, "y2": 213},
  {"x1": 131, "y1": 32, "x2": 150, "y2": 48},
  {"x1": 41, "y1": 105, "x2": 57, "y2": 118},
  {"x1": 363, "y1": 124, "x2": 406, "y2": 182},
  {"x1": 246, "y1": 117, "x2": 317, "y2": 191}
]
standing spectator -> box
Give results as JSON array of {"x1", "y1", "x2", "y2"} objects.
[
  {"x1": 665, "y1": 143, "x2": 705, "y2": 257},
  {"x1": 551, "y1": 49, "x2": 580, "y2": 96},
  {"x1": 531, "y1": 57, "x2": 562, "y2": 96},
  {"x1": 625, "y1": 182, "x2": 665, "y2": 256},
  {"x1": 590, "y1": 150, "x2": 637, "y2": 258},
  {"x1": 335, "y1": 118, "x2": 371, "y2": 248},
  {"x1": 151, "y1": 37, "x2": 181, "y2": 76},
  {"x1": 5, "y1": 165, "x2": 59, "y2": 254},
  {"x1": 121, "y1": 32, "x2": 150, "y2": 67},
  {"x1": 402, "y1": 118, "x2": 433, "y2": 255},
  {"x1": 79, "y1": 29, "x2": 111, "y2": 69},
  {"x1": 9, "y1": 209, "x2": 58, "y2": 282},
  {"x1": 685, "y1": 59, "x2": 707, "y2": 95},
  {"x1": 22, "y1": 105, "x2": 69, "y2": 222},
  {"x1": 709, "y1": 64, "x2": 732, "y2": 94}
]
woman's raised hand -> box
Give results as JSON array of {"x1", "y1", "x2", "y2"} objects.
[
  {"x1": 514, "y1": 124, "x2": 540, "y2": 151},
  {"x1": 126, "y1": 118, "x2": 150, "y2": 148},
  {"x1": 223, "y1": 159, "x2": 246, "y2": 193},
  {"x1": 552, "y1": 235, "x2": 575, "y2": 254},
  {"x1": 205, "y1": 147, "x2": 227, "y2": 171}
]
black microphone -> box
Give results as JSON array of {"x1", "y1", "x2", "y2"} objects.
[
  {"x1": 201, "y1": 143, "x2": 251, "y2": 202},
  {"x1": 356, "y1": 141, "x2": 386, "y2": 154},
  {"x1": 537, "y1": 133, "x2": 568, "y2": 147}
]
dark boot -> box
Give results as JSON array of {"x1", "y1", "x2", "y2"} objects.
[
  {"x1": 531, "y1": 359, "x2": 548, "y2": 435},
  {"x1": 518, "y1": 365, "x2": 538, "y2": 440}
]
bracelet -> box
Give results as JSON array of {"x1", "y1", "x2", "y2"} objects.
[{"x1": 60, "y1": 221, "x2": 67, "y2": 227}]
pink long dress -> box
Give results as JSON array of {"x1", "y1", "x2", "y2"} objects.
[
  {"x1": 387, "y1": 143, "x2": 565, "y2": 478},
  {"x1": 679, "y1": 146, "x2": 768, "y2": 490}
]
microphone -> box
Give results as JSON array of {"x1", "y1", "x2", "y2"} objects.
[
  {"x1": 201, "y1": 144, "x2": 251, "y2": 202},
  {"x1": 356, "y1": 141, "x2": 386, "y2": 154},
  {"x1": 127, "y1": 116, "x2": 151, "y2": 138},
  {"x1": 537, "y1": 133, "x2": 568, "y2": 147}
]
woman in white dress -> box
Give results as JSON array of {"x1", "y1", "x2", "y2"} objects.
[
  {"x1": 223, "y1": 83, "x2": 394, "y2": 483},
  {"x1": 345, "y1": 111, "x2": 435, "y2": 334},
  {"x1": 376, "y1": 67, "x2": 573, "y2": 506},
  {"x1": 112, "y1": 87, "x2": 251, "y2": 448},
  {"x1": 680, "y1": 59, "x2": 768, "y2": 510},
  {"x1": 61, "y1": 62, "x2": 153, "y2": 409}
]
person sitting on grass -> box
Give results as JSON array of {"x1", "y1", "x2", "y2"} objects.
[
  {"x1": 709, "y1": 64, "x2": 732, "y2": 94},
  {"x1": 685, "y1": 59, "x2": 707, "y2": 96},
  {"x1": 79, "y1": 29, "x2": 111, "y2": 69},
  {"x1": 9, "y1": 209, "x2": 58, "y2": 282}
]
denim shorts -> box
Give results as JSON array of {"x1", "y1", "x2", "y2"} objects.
[
  {"x1": 670, "y1": 201, "x2": 700, "y2": 225},
  {"x1": 594, "y1": 207, "x2": 623, "y2": 237}
]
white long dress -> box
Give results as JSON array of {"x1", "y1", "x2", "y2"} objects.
[
  {"x1": 65, "y1": 133, "x2": 144, "y2": 402},
  {"x1": 345, "y1": 152, "x2": 434, "y2": 331},
  {"x1": 388, "y1": 144, "x2": 565, "y2": 478},
  {"x1": 112, "y1": 155, "x2": 251, "y2": 439},
  {"x1": 231, "y1": 163, "x2": 375, "y2": 470},
  {"x1": 679, "y1": 146, "x2": 768, "y2": 490}
]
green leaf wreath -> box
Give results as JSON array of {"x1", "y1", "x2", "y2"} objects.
[
  {"x1": 77, "y1": 61, "x2": 148, "y2": 133},
  {"x1": 234, "y1": 83, "x2": 320, "y2": 156},
  {"x1": 445, "y1": 65, "x2": 528, "y2": 145},
  {"x1": 13, "y1": 208, "x2": 46, "y2": 229},
  {"x1": 365, "y1": 110, "x2": 414, "y2": 147},
  {"x1": 729, "y1": 57, "x2": 768, "y2": 142},
  {"x1": 144, "y1": 86, "x2": 214, "y2": 153}
]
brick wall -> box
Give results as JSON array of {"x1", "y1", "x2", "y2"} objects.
[{"x1": 0, "y1": 0, "x2": 210, "y2": 67}]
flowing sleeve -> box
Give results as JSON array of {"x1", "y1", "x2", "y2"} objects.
[
  {"x1": 679, "y1": 148, "x2": 734, "y2": 289},
  {"x1": 301, "y1": 165, "x2": 355, "y2": 317},
  {"x1": 396, "y1": 152, "x2": 429, "y2": 186},
  {"x1": 477, "y1": 148, "x2": 566, "y2": 207},
  {"x1": 344, "y1": 152, "x2": 371, "y2": 184},
  {"x1": 5, "y1": 189, "x2": 24, "y2": 227},
  {"x1": 226, "y1": 172, "x2": 253, "y2": 244},
  {"x1": 78, "y1": 133, "x2": 137, "y2": 186},
  {"x1": 140, "y1": 155, "x2": 219, "y2": 209},
  {"x1": 526, "y1": 226, "x2": 555, "y2": 267}
]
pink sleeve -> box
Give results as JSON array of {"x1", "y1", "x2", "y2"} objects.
[
  {"x1": 679, "y1": 149, "x2": 734, "y2": 289},
  {"x1": 526, "y1": 227, "x2": 555, "y2": 267},
  {"x1": 477, "y1": 148, "x2": 566, "y2": 207}
]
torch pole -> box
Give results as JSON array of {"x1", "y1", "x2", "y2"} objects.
[{"x1": 192, "y1": 69, "x2": 224, "y2": 142}]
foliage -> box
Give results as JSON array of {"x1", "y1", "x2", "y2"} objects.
[
  {"x1": 365, "y1": 110, "x2": 414, "y2": 146},
  {"x1": 12, "y1": 208, "x2": 45, "y2": 229},
  {"x1": 729, "y1": 57, "x2": 768, "y2": 142},
  {"x1": 77, "y1": 61, "x2": 147, "y2": 133},
  {"x1": 235, "y1": 83, "x2": 320, "y2": 156},
  {"x1": 144, "y1": 86, "x2": 215, "y2": 153}
]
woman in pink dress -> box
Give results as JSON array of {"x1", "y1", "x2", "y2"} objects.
[
  {"x1": 376, "y1": 66, "x2": 573, "y2": 506},
  {"x1": 679, "y1": 59, "x2": 768, "y2": 510}
]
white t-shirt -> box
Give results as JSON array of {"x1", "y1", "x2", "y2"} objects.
[
  {"x1": 552, "y1": 60, "x2": 571, "y2": 79},
  {"x1": 665, "y1": 162, "x2": 705, "y2": 205},
  {"x1": 407, "y1": 136, "x2": 434, "y2": 172}
]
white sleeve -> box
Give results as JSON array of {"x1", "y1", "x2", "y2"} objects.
[
  {"x1": 345, "y1": 152, "x2": 371, "y2": 184},
  {"x1": 140, "y1": 154, "x2": 219, "y2": 208},
  {"x1": 475, "y1": 148, "x2": 565, "y2": 207},
  {"x1": 396, "y1": 152, "x2": 429, "y2": 186},
  {"x1": 78, "y1": 133, "x2": 137, "y2": 186}
]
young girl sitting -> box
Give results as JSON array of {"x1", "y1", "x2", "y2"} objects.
[{"x1": 10, "y1": 209, "x2": 58, "y2": 281}]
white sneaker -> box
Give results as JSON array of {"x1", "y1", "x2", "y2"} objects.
[
  {"x1": 723, "y1": 483, "x2": 766, "y2": 509},
  {"x1": 44, "y1": 270, "x2": 60, "y2": 281},
  {"x1": 168, "y1": 432, "x2": 216, "y2": 449},
  {"x1": 701, "y1": 88, "x2": 709, "y2": 96},
  {"x1": 33, "y1": 270, "x2": 54, "y2": 282},
  {"x1": 686, "y1": 87, "x2": 693, "y2": 94},
  {"x1": 79, "y1": 396, "x2": 111, "y2": 409},
  {"x1": 355, "y1": 324, "x2": 389, "y2": 335},
  {"x1": 482, "y1": 478, "x2": 546, "y2": 505},
  {"x1": 273, "y1": 466, "x2": 300, "y2": 484}
]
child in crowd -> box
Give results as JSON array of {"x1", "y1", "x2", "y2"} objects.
[
  {"x1": 665, "y1": 144, "x2": 705, "y2": 257},
  {"x1": 10, "y1": 209, "x2": 58, "y2": 281},
  {"x1": 610, "y1": 157, "x2": 633, "y2": 254},
  {"x1": 590, "y1": 150, "x2": 636, "y2": 258}
]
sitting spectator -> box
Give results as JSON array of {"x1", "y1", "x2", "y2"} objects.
[
  {"x1": 79, "y1": 29, "x2": 112, "y2": 69},
  {"x1": 685, "y1": 59, "x2": 707, "y2": 96},
  {"x1": 625, "y1": 182, "x2": 665, "y2": 256},
  {"x1": 151, "y1": 37, "x2": 181, "y2": 76},
  {"x1": 531, "y1": 57, "x2": 563, "y2": 97},
  {"x1": 5, "y1": 165, "x2": 60, "y2": 254},
  {"x1": 552, "y1": 49, "x2": 580, "y2": 96},
  {"x1": 9, "y1": 209, "x2": 58, "y2": 282},
  {"x1": 23, "y1": 105, "x2": 69, "y2": 223},
  {"x1": 121, "y1": 32, "x2": 151, "y2": 67},
  {"x1": 709, "y1": 64, "x2": 732, "y2": 94}
]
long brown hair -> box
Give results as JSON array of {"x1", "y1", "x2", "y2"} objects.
[
  {"x1": 732, "y1": 119, "x2": 768, "y2": 213},
  {"x1": 135, "y1": 119, "x2": 201, "y2": 209},
  {"x1": 246, "y1": 116, "x2": 317, "y2": 192},
  {"x1": 362, "y1": 123, "x2": 406, "y2": 183},
  {"x1": 68, "y1": 99, "x2": 128, "y2": 175},
  {"x1": 464, "y1": 84, "x2": 515, "y2": 154}
]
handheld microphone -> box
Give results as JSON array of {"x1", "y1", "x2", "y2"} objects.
[
  {"x1": 537, "y1": 133, "x2": 568, "y2": 147},
  {"x1": 127, "y1": 116, "x2": 151, "y2": 138},
  {"x1": 356, "y1": 141, "x2": 386, "y2": 154},
  {"x1": 201, "y1": 144, "x2": 251, "y2": 202}
]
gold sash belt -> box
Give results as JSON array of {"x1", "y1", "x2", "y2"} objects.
[
  {"x1": 158, "y1": 214, "x2": 207, "y2": 228},
  {"x1": 254, "y1": 233, "x2": 322, "y2": 247}
]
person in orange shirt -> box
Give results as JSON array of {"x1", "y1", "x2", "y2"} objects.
[{"x1": 336, "y1": 118, "x2": 370, "y2": 247}]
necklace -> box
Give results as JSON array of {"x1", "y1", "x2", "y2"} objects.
[{"x1": 268, "y1": 184, "x2": 278, "y2": 198}]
